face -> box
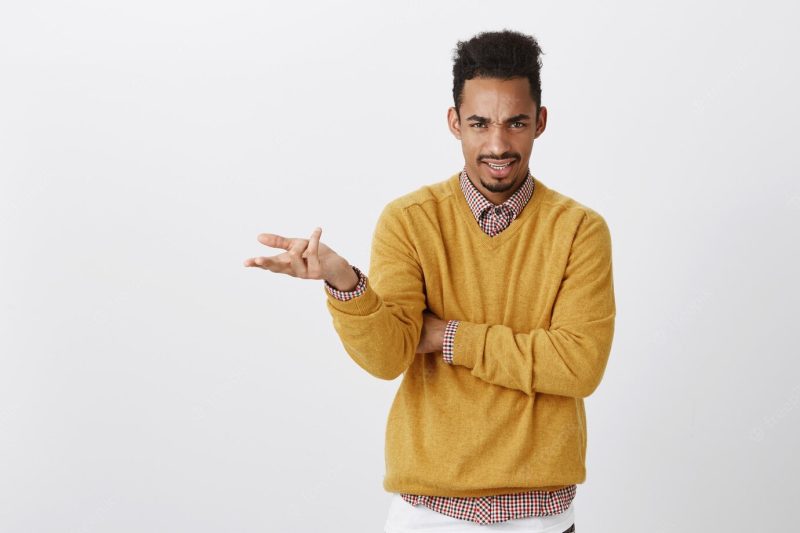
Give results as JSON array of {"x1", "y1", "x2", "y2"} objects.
[{"x1": 447, "y1": 77, "x2": 547, "y2": 205}]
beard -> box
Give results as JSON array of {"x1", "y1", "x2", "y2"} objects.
[
  {"x1": 474, "y1": 152, "x2": 527, "y2": 194},
  {"x1": 478, "y1": 173, "x2": 520, "y2": 193}
]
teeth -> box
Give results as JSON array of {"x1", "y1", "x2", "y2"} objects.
[{"x1": 488, "y1": 162, "x2": 511, "y2": 169}]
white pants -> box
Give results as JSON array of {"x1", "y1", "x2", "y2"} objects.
[{"x1": 383, "y1": 493, "x2": 575, "y2": 533}]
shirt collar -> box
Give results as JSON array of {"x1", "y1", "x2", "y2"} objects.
[{"x1": 458, "y1": 165, "x2": 535, "y2": 223}]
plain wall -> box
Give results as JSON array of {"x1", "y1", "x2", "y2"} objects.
[{"x1": 1, "y1": 1, "x2": 798, "y2": 531}]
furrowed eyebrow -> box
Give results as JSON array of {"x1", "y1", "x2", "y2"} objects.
[{"x1": 466, "y1": 114, "x2": 531, "y2": 123}]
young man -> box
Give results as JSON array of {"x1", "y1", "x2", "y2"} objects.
[{"x1": 244, "y1": 29, "x2": 615, "y2": 533}]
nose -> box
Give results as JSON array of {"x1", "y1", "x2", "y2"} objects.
[{"x1": 485, "y1": 123, "x2": 512, "y2": 156}]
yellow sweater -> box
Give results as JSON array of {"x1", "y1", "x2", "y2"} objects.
[{"x1": 324, "y1": 171, "x2": 616, "y2": 497}]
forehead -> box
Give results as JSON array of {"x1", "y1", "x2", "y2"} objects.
[{"x1": 461, "y1": 77, "x2": 535, "y2": 117}]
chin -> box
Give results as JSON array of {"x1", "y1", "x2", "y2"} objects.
[{"x1": 480, "y1": 174, "x2": 519, "y2": 193}]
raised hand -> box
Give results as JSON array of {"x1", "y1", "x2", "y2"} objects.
[{"x1": 243, "y1": 227, "x2": 359, "y2": 290}]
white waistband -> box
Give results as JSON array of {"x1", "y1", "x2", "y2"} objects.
[{"x1": 383, "y1": 493, "x2": 575, "y2": 533}]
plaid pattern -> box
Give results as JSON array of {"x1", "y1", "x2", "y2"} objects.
[
  {"x1": 324, "y1": 265, "x2": 366, "y2": 300},
  {"x1": 400, "y1": 483, "x2": 576, "y2": 526},
  {"x1": 326, "y1": 167, "x2": 577, "y2": 524},
  {"x1": 442, "y1": 319, "x2": 458, "y2": 364},
  {"x1": 458, "y1": 164, "x2": 535, "y2": 237}
]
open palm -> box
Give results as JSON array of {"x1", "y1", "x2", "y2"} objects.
[{"x1": 243, "y1": 227, "x2": 347, "y2": 280}]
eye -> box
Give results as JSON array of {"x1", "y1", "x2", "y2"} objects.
[
  {"x1": 510, "y1": 121, "x2": 527, "y2": 128},
  {"x1": 470, "y1": 123, "x2": 487, "y2": 128}
]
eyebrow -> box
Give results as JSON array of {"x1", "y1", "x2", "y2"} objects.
[{"x1": 466, "y1": 114, "x2": 532, "y2": 123}]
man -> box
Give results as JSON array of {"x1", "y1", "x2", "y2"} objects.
[{"x1": 244, "y1": 29, "x2": 615, "y2": 533}]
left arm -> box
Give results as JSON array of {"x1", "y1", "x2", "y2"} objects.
[{"x1": 447, "y1": 211, "x2": 616, "y2": 398}]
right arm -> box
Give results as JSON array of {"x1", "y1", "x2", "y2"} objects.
[
  {"x1": 243, "y1": 202, "x2": 426, "y2": 380},
  {"x1": 323, "y1": 202, "x2": 426, "y2": 380}
]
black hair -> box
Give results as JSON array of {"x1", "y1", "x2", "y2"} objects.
[{"x1": 452, "y1": 29, "x2": 544, "y2": 118}]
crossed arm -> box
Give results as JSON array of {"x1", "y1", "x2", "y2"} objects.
[{"x1": 247, "y1": 204, "x2": 615, "y2": 398}]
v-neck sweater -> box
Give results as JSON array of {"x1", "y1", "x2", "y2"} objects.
[{"x1": 324, "y1": 171, "x2": 616, "y2": 497}]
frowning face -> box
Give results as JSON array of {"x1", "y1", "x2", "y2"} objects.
[{"x1": 447, "y1": 76, "x2": 547, "y2": 205}]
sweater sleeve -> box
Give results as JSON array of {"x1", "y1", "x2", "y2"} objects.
[
  {"x1": 451, "y1": 210, "x2": 616, "y2": 398},
  {"x1": 324, "y1": 201, "x2": 426, "y2": 380}
]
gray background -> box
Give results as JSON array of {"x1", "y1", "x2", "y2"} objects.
[{"x1": 1, "y1": 1, "x2": 798, "y2": 531}]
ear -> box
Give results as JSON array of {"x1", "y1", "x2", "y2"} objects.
[
  {"x1": 447, "y1": 107, "x2": 462, "y2": 140},
  {"x1": 534, "y1": 106, "x2": 548, "y2": 139}
]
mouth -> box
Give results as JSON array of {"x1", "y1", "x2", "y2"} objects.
[{"x1": 482, "y1": 159, "x2": 516, "y2": 179}]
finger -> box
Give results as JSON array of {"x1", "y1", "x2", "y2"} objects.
[
  {"x1": 244, "y1": 255, "x2": 293, "y2": 275},
  {"x1": 304, "y1": 227, "x2": 322, "y2": 277},
  {"x1": 257, "y1": 233, "x2": 294, "y2": 251},
  {"x1": 286, "y1": 238, "x2": 308, "y2": 277}
]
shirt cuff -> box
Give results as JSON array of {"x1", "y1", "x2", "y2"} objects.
[
  {"x1": 442, "y1": 319, "x2": 459, "y2": 364},
  {"x1": 324, "y1": 265, "x2": 367, "y2": 301}
]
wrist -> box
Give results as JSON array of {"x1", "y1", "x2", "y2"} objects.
[
  {"x1": 326, "y1": 263, "x2": 359, "y2": 292},
  {"x1": 436, "y1": 321, "x2": 447, "y2": 350}
]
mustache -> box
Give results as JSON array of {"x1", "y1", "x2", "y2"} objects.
[{"x1": 479, "y1": 153, "x2": 520, "y2": 162}]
